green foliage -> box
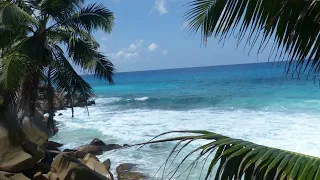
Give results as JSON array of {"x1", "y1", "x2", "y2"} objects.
[
  {"x1": 0, "y1": 0, "x2": 115, "y2": 117},
  {"x1": 144, "y1": 131, "x2": 320, "y2": 180},
  {"x1": 185, "y1": 0, "x2": 320, "y2": 76}
]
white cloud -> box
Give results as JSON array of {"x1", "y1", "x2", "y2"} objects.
[
  {"x1": 163, "y1": 49, "x2": 168, "y2": 55},
  {"x1": 115, "y1": 51, "x2": 125, "y2": 58},
  {"x1": 124, "y1": 52, "x2": 139, "y2": 59},
  {"x1": 154, "y1": 0, "x2": 168, "y2": 15},
  {"x1": 148, "y1": 43, "x2": 158, "y2": 51},
  {"x1": 109, "y1": 40, "x2": 144, "y2": 60},
  {"x1": 128, "y1": 40, "x2": 144, "y2": 51}
]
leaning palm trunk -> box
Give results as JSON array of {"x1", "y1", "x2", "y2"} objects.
[
  {"x1": 71, "y1": 94, "x2": 74, "y2": 118},
  {"x1": 142, "y1": 131, "x2": 320, "y2": 179},
  {"x1": 46, "y1": 66, "x2": 54, "y2": 131}
]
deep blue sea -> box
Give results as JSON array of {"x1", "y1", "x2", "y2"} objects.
[{"x1": 51, "y1": 62, "x2": 320, "y2": 179}]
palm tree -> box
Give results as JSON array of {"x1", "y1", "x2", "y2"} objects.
[
  {"x1": 0, "y1": 0, "x2": 115, "y2": 132},
  {"x1": 145, "y1": 0, "x2": 320, "y2": 179}
]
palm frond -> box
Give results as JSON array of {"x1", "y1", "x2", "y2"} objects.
[
  {"x1": 0, "y1": 25, "x2": 29, "y2": 52},
  {"x1": 39, "y1": 0, "x2": 83, "y2": 22},
  {"x1": 143, "y1": 131, "x2": 320, "y2": 180},
  {"x1": 92, "y1": 54, "x2": 114, "y2": 83},
  {"x1": 47, "y1": 27, "x2": 99, "y2": 48},
  {"x1": 67, "y1": 35, "x2": 114, "y2": 83},
  {"x1": 0, "y1": 1, "x2": 37, "y2": 28},
  {"x1": 185, "y1": 0, "x2": 320, "y2": 77},
  {"x1": 51, "y1": 45, "x2": 94, "y2": 98},
  {"x1": 50, "y1": 3, "x2": 114, "y2": 33},
  {"x1": 0, "y1": 53, "x2": 30, "y2": 90}
]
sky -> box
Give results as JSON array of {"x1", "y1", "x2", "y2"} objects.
[{"x1": 90, "y1": 0, "x2": 272, "y2": 72}]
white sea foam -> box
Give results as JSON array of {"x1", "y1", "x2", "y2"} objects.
[
  {"x1": 134, "y1": 97, "x2": 150, "y2": 101},
  {"x1": 95, "y1": 97, "x2": 122, "y2": 104},
  {"x1": 51, "y1": 98, "x2": 320, "y2": 179}
]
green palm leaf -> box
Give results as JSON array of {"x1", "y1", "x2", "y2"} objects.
[
  {"x1": 141, "y1": 131, "x2": 320, "y2": 179},
  {"x1": 52, "y1": 45, "x2": 94, "y2": 98},
  {"x1": 0, "y1": 0, "x2": 115, "y2": 126},
  {"x1": 49, "y1": 3, "x2": 114, "y2": 33},
  {"x1": 0, "y1": 1, "x2": 37, "y2": 28},
  {"x1": 0, "y1": 53, "x2": 31, "y2": 90},
  {"x1": 185, "y1": 0, "x2": 320, "y2": 77},
  {"x1": 67, "y1": 35, "x2": 114, "y2": 83},
  {"x1": 39, "y1": 0, "x2": 83, "y2": 22}
]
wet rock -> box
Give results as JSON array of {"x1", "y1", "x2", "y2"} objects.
[
  {"x1": 88, "y1": 100, "x2": 96, "y2": 106},
  {"x1": 58, "y1": 113, "x2": 63, "y2": 116},
  {"x1": 78, "y1": 145, "x2": 103, "y2": 155},
  {"x1": 90, "y1": 138, "x2": 107, "y2": 146},
  {"x1": 102, "y1": 144, "x2": 123, "y2": 151},
  {"x1": 74, "y1": 151, "x2": 88, "y2": 159},
  {"x1": 103, "y1": 159, "x2": 111, "y2": 170},
  {"x1": 51, "y1": 153, "x2": 110, "y2": 180},
  {"x1": 116, "y1": 164, "x2": 146, "y2": 180},
  {"x1": 47, "y1": 141, "x2": 63, "y2": 151},
  {"x1": 116, "y1": 163, "x2": 138, "y2": 173},
  {"x1": 63, "y1": 149, "x2": 76, "y2": 153},
  {"x1": 117, "y1": 171, "x2": 146, "y2": 180}
]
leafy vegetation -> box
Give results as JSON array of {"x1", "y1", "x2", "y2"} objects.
[
  {"x1": 144, "y1": 131, "x2": 320, "y2": 179},
  {"x1": 0, "y1": 0, "x2": 115, "y2": 131},
  {"x1": 185, "y1": 0, "x2": 320, "y2": 77}
]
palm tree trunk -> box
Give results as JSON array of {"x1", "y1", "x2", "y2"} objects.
[
  {"x1": 71, "y1": 94, "x2": 74, "y2": 118},
  {"x1": 46, "y1": 66, "x2": 54, "y2": 132}
]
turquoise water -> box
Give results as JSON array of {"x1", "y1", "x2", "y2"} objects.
[
  {"x1": 52, "y1": 62, "x2": 320, "y2": 179},
  {"x1": 86, "y1": 62, "x2": 320, "y2": 113}
]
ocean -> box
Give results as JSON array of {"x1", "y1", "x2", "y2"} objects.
[{"x1": 51, "y1": 62, "x2": 320, "y2": 179}]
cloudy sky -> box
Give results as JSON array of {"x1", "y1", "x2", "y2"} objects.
[{"x1": 91, "y1": 0, "x2": 271, "y2": 72}]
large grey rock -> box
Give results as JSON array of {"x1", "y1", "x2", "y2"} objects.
[
  {"x1": 47, "y1": 141, "x2": 63, "y2": 151},
  {"x1": 116, "y1": 164, "x2": 147, "y2": 180},
  {"x1": 78, "y1": 145, "x2": 103, "y2": 155},
  {"x1": 0, "y1": 126, "x2": 34, "y2": 173},
  {"x1": 90, "y1": 138, "x2": 107, "y2": 146},
  {"x1": 117, "y1": 171, "x2": 146, "y2": 180},
  {"x1": 0, "y1": 119, "x2": 48, "y2": 173},
  {"x1": 83, "y1": 154, "x2": 114, "y2": 180},
  {"x1": 116, "y1": 163, "x2": 138, "y2": 173},
  {"x1": 0, "y1": 171, "x2": 31, "y2": 180},
  {"x1": 102, "y1": 144, "x2": 123, "y2": 151},
  {"x1": 103, "y1": 159, "x2": 111, "y2": 170},
  {"x1": 51, "y1": 153, "x2": 112, "y2": 180}
]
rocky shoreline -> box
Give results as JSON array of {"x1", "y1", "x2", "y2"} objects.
[
  {"x1": 44, "y1": 138, "x2": 148, "y2": 180},
  {"x1": 0, "y1": 90, "x2": 148, "y2": 180}
]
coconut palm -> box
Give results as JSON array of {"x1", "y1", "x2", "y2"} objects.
[
  {"x1": 145, "y1": 0, "x2": 320, "y2": 179},
  {"x1": 0, "y1": 0, "x2": 115, "y2": 131}
]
